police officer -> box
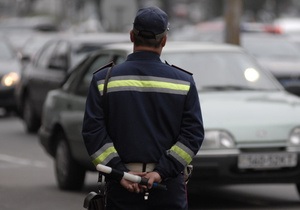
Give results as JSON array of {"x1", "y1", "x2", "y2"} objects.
[{"x1": 82, "y1": 6, "x2": 204, "y2": 210}]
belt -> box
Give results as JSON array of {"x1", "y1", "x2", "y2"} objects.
[{"x1": 125, "y1": 163, "x2": 156, "y2": 172}]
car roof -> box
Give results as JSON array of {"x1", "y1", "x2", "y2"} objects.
[
  {"x1": 100, "y1": 41, "x2": 245, "y2": 54},
  {"x1": 51, "y1": 32, "x2": 129, "y2": 44},
  {"x1": 42, "y1": 32, "x2": 130, "y2": 55}
]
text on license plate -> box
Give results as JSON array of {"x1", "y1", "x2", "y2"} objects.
[{"x1": 238, "y1": 153, "x2": 297, "y2": 169}]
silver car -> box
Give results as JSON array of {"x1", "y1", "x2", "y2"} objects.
[{"x1": 39, "y1": 42, "x2": 300, "y2": 194}]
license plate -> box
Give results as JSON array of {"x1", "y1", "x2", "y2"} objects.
[{"x1": 238, "y1": 153, "x2": 297, "y2": 169}]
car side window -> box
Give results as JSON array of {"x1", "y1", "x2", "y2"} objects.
[
  {"x1": 48, "y1": 41, "x2": 69, "y2": 71},
  {"x1": 35, "y1": 41, "x2": 57, "y2": 69},
  {"x1": 76, "y1": 54, "x2": 111, "y2": 96}
]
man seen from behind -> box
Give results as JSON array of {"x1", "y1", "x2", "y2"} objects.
[{"x1": 82, "y1": 6, "x2": 204, "y2": 210}]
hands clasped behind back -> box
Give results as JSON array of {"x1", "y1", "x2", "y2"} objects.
[{"x1": 120, "y1": 171, "x2": 162, "y2": 193}]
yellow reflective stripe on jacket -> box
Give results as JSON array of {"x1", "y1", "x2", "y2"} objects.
[
  {"x1": 98, "y1": 83, "x2": 105, "y2": 94},
  {"x1": 97, "y1": 76, "x2": 190, "y2": 95},
  {"x1": 91, "y1": 143, "x2": 118, "y2": 166},
  {"x1": 168, "y1": 142, "x2": 194, "y2": 166},
  {"x1": 109, "y1": 79, "x2": 189, "y2": 90}
]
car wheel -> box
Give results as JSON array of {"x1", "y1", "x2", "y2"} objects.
[
  {"x1": 55, "y1": 133, "x2": 86, "y2": 191},
  {"x1": 23, "y1": 97, "x2": 40, "y2": 133}
]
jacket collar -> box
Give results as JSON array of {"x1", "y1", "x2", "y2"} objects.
[{"x1": 127, "y1": 51, "x2": 161, "y2": 62}]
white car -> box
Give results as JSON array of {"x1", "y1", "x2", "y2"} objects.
[
  {"x1": 241, "y1": 33, "x2": 300, "y2": 97},
  {"x1": 39, "y1": 41, "x2": 300, "y2": 195}
]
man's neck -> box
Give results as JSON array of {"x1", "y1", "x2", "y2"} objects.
[{"x1": 133, "y1": 45, "x2": 162, "y2": 55}]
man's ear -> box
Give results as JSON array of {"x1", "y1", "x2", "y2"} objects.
[
  {"x1": 161, "y1": 35, "x2": 167, "y2": 47},
  {"x1": 130, "y1": 30, "x2": 134, "y2": 42}
]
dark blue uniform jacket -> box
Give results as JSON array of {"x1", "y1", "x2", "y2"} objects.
[{"x1": 82, "y1": 51, "x2": 204, "y2": 180}]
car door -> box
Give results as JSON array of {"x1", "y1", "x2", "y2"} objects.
[
  {"x1": 37, "y1": 40, "x2": 70, "y2": 116},
  {"x1": 61, "y1": 52, "x2": 122, "y2": 166},
  {"x1": 28, "y1": 40, "x2": 59, "y2": 117}
]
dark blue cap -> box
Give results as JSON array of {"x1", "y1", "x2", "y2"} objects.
[{"x1": 133, "y1": 6, "x2": 169, "y2": 39}]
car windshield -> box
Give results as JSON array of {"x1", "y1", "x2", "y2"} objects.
[
  {"x1": 242, "y1": 38, "x2": 300, "y2": 59},
  {"x1": 0, "y1": 39, "x2": 14, "y2": 60},
  {"x1": 71, "y1": 44, "x2": 105, "y2": 69},
  {"x1": 161, "y1": 51, "x2": 280, "y2": 91}
]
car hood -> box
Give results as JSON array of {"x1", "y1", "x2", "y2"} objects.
[
  {"x1": 256, "y1": 58, "x2": 300, "y2": 77},
  {"x1": 201, "y1": 90, "x2": 300, "y2": 143},
  {"x1": 0, "y1": 59, "x2": 21, "y2": 75}
]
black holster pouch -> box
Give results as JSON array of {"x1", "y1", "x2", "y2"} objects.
[{"x1": 83, "y1": 173, "x2": 106, "y2": 210}]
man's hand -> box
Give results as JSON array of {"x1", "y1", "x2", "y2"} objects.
[
  {"x1": 120, "y1": 171, "x2": 162, "y2": 192},
  {"x1": 143, "y1": 171, "x2": 162, "y2": 189},
  {"x1": 120, "y1": 171, "x2": 146, "y2": 193}
]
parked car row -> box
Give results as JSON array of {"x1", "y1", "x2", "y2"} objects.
[
  {"x1": 14, "y1": 32, "x2": 129, "y2": 132},
  {"x1": 37, "y1": 41, "x2": 300, "y2": 197}
]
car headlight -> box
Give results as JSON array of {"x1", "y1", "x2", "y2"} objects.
[
  {"x1": 289, "y1": 127, "x2": 300, "y2": 146},
  {"x1": 1, "y1": 72, "x2": 20, "y2": 87},
  {"x1": 202, "y1": 130, "x2": 236, "y2": 149}
]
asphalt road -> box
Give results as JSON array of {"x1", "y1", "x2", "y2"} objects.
[{"x1": 1, "y1": 113, "x2": 300, "y2": 210}]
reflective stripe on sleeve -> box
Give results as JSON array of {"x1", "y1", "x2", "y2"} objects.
[
  {"x1": 97, "y1": 76, "x2": 190, "y2": 95},
  {"x1": 91, "y1": 143, "x2": 118, "y2": 166},
  {"x1": 168, "y1": 142, "x2": 194, "y2": 166}
]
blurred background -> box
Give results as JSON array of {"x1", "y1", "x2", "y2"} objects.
[{"x1": 1, "y1": 0, "x2": 300, "y2": 45}]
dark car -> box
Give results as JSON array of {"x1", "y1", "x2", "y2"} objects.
[
  {"x1": 19, "y1": 32, "x2": 60, "y2": 68},
  {"x1": 39, "y1": 42, "x2": 300, "y2": 194},
  {"x1": 241, "y1": 33, "x2": 300, "y2": 96},
  {"x1": 15, "y1": 32, "x2": 129, "y2": 132},
  {"x1": 0, "y1": 35, "x2": 22, "y2": 113}
]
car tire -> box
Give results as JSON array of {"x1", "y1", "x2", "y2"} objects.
[
  {"x1": 23, "y1": 96, "x2": 40, "y2": 133},
  {"x1": 55, "y1": 133, "x2": 86, "y2": 191}
]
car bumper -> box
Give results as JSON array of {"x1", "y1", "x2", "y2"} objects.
[{"x1": 190, "y1": 149, "x2": 300, "y2": 185}]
